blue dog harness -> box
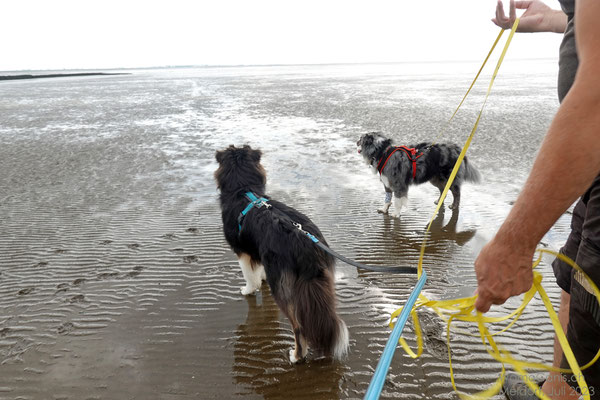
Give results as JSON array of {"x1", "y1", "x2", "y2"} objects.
[
  {"x1": 237, "y1": 192, "x2": 271, "y2": 232},
  {"x1": 235, "y1": 191, "x2": 417, "y2": 274}
]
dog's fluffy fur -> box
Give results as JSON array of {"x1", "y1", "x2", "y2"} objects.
[
  {"x1": 357, "y1": 132, "x2": 481, "y2": 216},
  {"x1": 214, "y1": 145, "x2": 349, "y2": 363}
]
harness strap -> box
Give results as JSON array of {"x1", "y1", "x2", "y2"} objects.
[
  {"x1": 293, "y1": 222, "x2": 417, "y2": 274},
  {"x1": 377, "y1": 146, "x2": 423, "y2": 179},
  {"x1": 237, "y1": 192, "x2": 271, "y2": 232}
]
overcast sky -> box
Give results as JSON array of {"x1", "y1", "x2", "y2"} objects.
[{"x1": 1, "y1": 0, "x2": 564, "y2": 71}]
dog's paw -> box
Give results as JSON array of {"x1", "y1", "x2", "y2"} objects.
[
  {"x1": 289, "y1": 349, "x2": 305, "y2": 364},
  {"x1": 390, "y1": 208, "x2": 404, "y2": 218},
  {"x1": 240, "y1": 286, "x2": 257, "y2": 296}
]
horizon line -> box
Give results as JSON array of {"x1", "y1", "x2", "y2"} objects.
[{"x1": 0, "y1": 57, "x2": 558, "y2": 74}]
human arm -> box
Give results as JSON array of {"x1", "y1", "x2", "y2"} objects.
[
  {"x1": 475, "y1": 0, "x2": 600, "y2": 313},
  {"x1": 492, "y1": 0, "x2": 567, "y2": 33}
]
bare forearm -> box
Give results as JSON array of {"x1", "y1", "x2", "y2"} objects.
[
  {"x1": 475, "y1": 0, "x2": 600, "y2": 313},
  {"x1": 496, "y1": 80, "x2": 600, "y2": 250}
]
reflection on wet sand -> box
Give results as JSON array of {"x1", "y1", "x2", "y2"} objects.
[
  {"x1": 426, "y1": 208, "x2": 477, "y2": 247},
  {"x1": 233, "y1": 286, "x2": 347, "y2": 399},
  {"x1": 353, "y1": 207, "x2": 477, "y2": 277}
]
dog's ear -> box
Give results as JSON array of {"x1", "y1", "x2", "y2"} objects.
[
  {"x1": 215, "y1": 149, "x2": 225, "y2": 164},
  {"x1": 250, "y1": 148, "x2": 262, "y2": 163}
]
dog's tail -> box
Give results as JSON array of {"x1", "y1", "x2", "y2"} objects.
[
  {"x1": 463, "y1": 157, "x2": 482, "y2": 184},
  {"x1": 293, "y1": 269, "x2": 349, "y2": 360}
]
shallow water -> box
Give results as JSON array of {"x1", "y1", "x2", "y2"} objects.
[{"x1": 0, "y1": 61, "x2": 571, "y2": 399}]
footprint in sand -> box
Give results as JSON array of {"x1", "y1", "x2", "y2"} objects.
[
  {"x1": 183, "y1": 255, "x2": 198, "y2": 264},
  {"x1": 57, "y1": 322, "x2": 75, "y2": 335},
  {"x1": 126, "y1": 243, "x2": 141, "y2": 250},
  {"x1": 55, "y1": 283, "x2": 69, "y2": 294},
  {"x1": 419, "y1": 311, "x2": 449, "y2": 359},
  {"x1": 97, "y1": 272, "x2": 120, "y2": 280},
  {"x1": 125, "y1": 266, "x2": 144, "y2": 277},
  {"x1": 17, "y1": 287, "x2": 35, "y2": 296},
  {"x1": 72, "y1": 278, "x2": 87, "y2": 286},
  {"x1": 69, "y1": 294, "x2": 86, "y2": 303}
]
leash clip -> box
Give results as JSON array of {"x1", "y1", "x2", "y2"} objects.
[{"x1": 293, "y1": 222, "x2": 320, "y2": 243}]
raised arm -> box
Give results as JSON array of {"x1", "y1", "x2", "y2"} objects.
[{"x1": 492, "y1": 0, "x2": 567, "y2": 33}]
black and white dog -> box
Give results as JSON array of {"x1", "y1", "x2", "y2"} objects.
[
  {"x1": 357, "y1": 132, "x2": 481, "y2": 217},
  {"x1": 214, "y1": 145, "x2": 349, "y2": 363}
]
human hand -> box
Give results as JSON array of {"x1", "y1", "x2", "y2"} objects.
[
  {"x1": 474, "y1": 236, "x2": 535, "y2": 313},
  {"x1": 492, "y1": 0, "x2": 567, "y2": 33}
]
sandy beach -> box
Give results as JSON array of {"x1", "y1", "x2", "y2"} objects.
[{"x1": 0, "y1": 61, "x2": 570, "y2": 399}]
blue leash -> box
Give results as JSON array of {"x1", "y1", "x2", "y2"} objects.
[{"x1": 364, "y1": 271, "x2": 428, "y2": 400}]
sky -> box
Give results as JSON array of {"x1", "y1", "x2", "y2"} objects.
[{"x1": 1, "y1": 0, "x2": 564, "y2": 71}]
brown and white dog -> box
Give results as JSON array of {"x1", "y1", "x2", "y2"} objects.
[{"x1": 214, "y1": 145, "x2": 349, "y2": 363}]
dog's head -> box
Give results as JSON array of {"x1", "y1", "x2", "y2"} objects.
[
  {"x1": 356, "y1": 132, "x2": 392, "y2": 162},
  {"x1": 214, "y1": 145, "x2": 266, "y2": 192}
]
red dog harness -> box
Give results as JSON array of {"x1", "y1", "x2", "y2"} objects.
[{"x1": 377, "y1": 146, "x2": 422, "y2": 179}]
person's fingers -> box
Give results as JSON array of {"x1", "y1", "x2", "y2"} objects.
[
  {"x1": 496, "y1": 0, "x2": 506, "y2": 23},
  {"x1": 476, "y1": 280, "x2": 517, "y2": 312},
  {"x1": 475, "y1": 292, "x2": 492, "y2": 313},
  {"x1": 509, "y1": 0, "x2": 517, "y2": 21},
  {"x1": 515, "y1": 0, "x2": 534, "y2": 10},
  {"x1": 476, "y1": 280, "x2": 532, "y2": 312}
]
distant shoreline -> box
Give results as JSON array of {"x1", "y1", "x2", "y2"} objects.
[
  {"x1": 0, "y1": 72, "x2": 130, "y2": 81},
  {"x1": 0, "y1": 58, "x2": 560, "y2": 76}
]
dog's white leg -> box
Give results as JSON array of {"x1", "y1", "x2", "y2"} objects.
[
  {"x1": 258, "y1": 264, "x2": 266, "y2": 281},
  {"x1": 391, "y1": 195, "x2": 408, "y2": 218},
  {"x1": 289, "y1": 349, "x2": 299, "y2": 363},
  {"x1": 288, "y1": 315, "x2": 308, "y2": 364},
  {"x1": 238, "y1": 253, "x2": 262, "y2": 295},
  {"x1": 253, "y1": 263, "x2": 267, "y2": 283},
  {"x1": 377, "y1": 191, "x2": 392, "y2": 214}
]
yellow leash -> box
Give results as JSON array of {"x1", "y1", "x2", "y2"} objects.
[
  {"x1": 389, "y1": 19, "x2": 600, "y2": 399},
  {"x1": 431, "y1": 24, "x2": 506, "y2": 146}
]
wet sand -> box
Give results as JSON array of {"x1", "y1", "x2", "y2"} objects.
[{"x1": 0, "y1": 62, "x2": 569, "y2": 399}]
